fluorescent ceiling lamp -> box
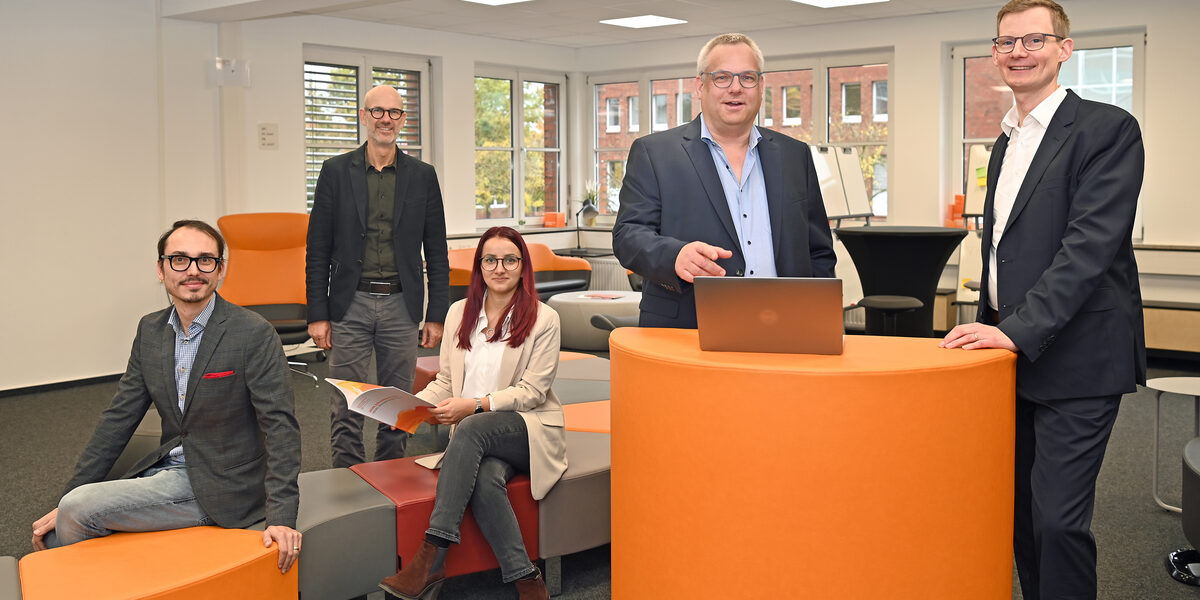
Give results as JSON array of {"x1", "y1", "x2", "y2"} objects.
[
  {"x1": 462, "y1": 0, "x2": 533, "y2": 5},
  {"x1": 790, "y1": 0, "x2": 889, "y2": 7},
  {"x1": 600, "y1": 15, "x2": 687, "y2": 29}
]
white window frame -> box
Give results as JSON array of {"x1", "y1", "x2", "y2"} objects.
[
  {"x1": 475, "y1": 66, "x2": 566, "y2": 226},
  {"x1": 678, "y1": 92, "x2": 693, "y2": 125},
  {"x1": 652, "y1": 93, "x2": 669, "y2": 131},
  {"x1": 782, "y1": 85, "x2": 803, "y2": 126},
  {"x1": 628, "y1": 96, "x2": 639, "y2": 132},
  {"x1": 949, "y1": 31, "x2": 1144, "y2": 235},
  {"x1": 303, "y1": 46, "x2": 431, "y2": 212},
  {"x1": 606, "y1": 97, "x2": 620, "y2": 133},
  {"x1": 872, "y1": 80, "x2": 888, "y2": 122},
  {"x1": 841, "y1": 82, "x2": 862, "y2": 123}
]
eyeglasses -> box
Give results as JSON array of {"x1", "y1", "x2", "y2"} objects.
[
  {"x1": 703, "y1": 70, "x2": 763, "y2": 89},
  {"x1": 480, "y1": 255, "x2": 522, "y2": 271},
  {"x1": 992, "y1": 33, "x2": 1064, "y2": 53},
  {"x1": 161, "y1": 254, "x2": 222, "y2": 273},
  {"x1": 365, "y1": 107, "x2": 405, "y2": 120}
]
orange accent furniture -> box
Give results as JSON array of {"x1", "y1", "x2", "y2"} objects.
[
  {"x1": 216, "y1": 212, "x2": 311, "y2": 345},
  {"x1": 350, "y1": 458, "x2": 539, "y2": 578},
  {"x1": 448, "y1": 243, "x2": 592, "y2": 303},
  {"x1": 18, "y1": 527, "x2": 297, "y2": 600},
  {"x1": 608, "y1": 329, "x2": 1017, "y2": 599}
]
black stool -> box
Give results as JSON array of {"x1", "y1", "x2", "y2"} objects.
[
  {"x1": 857, "y1": 295, "x2": 924, "y2": 336},
  {"x1": 1167, "y1": 437, "x2": 1200, "y2": 585}
]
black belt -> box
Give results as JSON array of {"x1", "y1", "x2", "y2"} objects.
[{"x1": 358, "y1": 279, "x2": 402, "y2": 295}]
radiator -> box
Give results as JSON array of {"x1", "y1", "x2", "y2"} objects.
[{"x1": 585, "y1": 256, "x2": 632, "y2": 291}]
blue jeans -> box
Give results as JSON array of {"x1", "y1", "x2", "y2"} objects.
[
  {"x1": 329, "y1": 290, "x2": 419, "y2": 467},
  {"x1": 427, "y1": 411, "x2": 535, "y2": 583},
  {"x1": 45, "y1": 465, "x2": 213, "y2": 547}
]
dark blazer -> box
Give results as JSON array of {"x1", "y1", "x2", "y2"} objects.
[
  {"x1": 306, "y1": 143, "x2": 450, "y2": 325},
  {"x1": 612, "y1": 117, "x2": 836, "y2": 328},
  {"x1": 64, "y1": 295, "x2": 301, "y2": 528},
  {"x1": 978, "y1": 89, "x2": 1146, "y2": 401}
]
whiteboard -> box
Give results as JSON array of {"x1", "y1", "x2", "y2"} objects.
[
  {"x1": 813, "y1": 145, "x2": 851, "y2": 218},
  {"x1": 835, "y1": 146, "x2": 874, "y2": 217}
]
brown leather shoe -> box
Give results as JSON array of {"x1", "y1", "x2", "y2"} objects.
[
  {"x1": 514, "y1": 568, "x2": 550, "y2": 600},
  {"x1": 379, "y1": 540, "x2": 447, "y2": 600}
]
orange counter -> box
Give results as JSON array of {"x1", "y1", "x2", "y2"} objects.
[{"x1": 609, "y1": 329, "x2": 1017, "y2": 599}]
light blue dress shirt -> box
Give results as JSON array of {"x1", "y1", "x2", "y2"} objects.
[
  {"x1": 163, "y1": 295, "x2": 216, "y2": 464},
  {"x1": 699, "y1": 114, "x2": 776, "y2": 277}
]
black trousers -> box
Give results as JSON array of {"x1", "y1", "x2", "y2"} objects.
[{"x1": 1013, "y1": 390, "x2": 1121, "y2": 600}]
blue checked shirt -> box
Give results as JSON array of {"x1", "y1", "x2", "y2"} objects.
[
  {"x1": 162, "y1": 296, "x2": 216, "y2": 464},
  {"x1": 699, "y1": 114, "x2": 777, "y2": 277}
]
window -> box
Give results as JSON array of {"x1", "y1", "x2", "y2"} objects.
[
  {"x1": 652, "y1": 94, "x2": 669, "y2": 131},
  {"x1": 762, "y1": 88, "x2": 773, "y2": 126},
  {"x1": 303, "y1": 51, "x2": 427, "y2": 211},
  {"x1": 679, "y1": 93, "x2": 693, "y2": 125},
  {"x1": 783, "y1": 85, "x2": 805, "y2": 126},
  {"x1": 606, "y1": 97, "x2": 620, "y2": 133},
  {"x1": 873, "y1": 80, "x2": 888, "y2": 122},
  {"x1": 594, "y1": 81, "x2": 637, "y2": 215},
  {"x1": 628, "y1": 96, "x2": 639, "y2": 132},
  {"x1": 474, "y1": 73, "x2": 562, "y2": 222},
  {"x1": 829, "y1": 64, "x2": 888, "y2": 216},
  {"x1": 952, "y1": 34, "x2": 1141, "y2": 228},
  {"x1": 841, "y1": 82, "x2": 862, "y2": 123}
]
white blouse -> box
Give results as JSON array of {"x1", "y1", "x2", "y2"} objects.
[{"x1": 460, "y1": 298, "x2": 511, "y2": 400}]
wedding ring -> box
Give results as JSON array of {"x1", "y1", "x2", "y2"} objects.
[{"x1": 972, "y1": 333, "x2": 979, "y2": 341}]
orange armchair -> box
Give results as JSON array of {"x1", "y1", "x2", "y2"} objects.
[
  {"x1": 448, "y1": 242, "x2": 592, "y2": 303},
  {"x1": 216, "y1": 212, "x2": 313, "y2": 348}
]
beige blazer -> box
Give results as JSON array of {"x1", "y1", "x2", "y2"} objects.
[{"x1": 417, "y1": 298, "x2": 567, "y2": 500}]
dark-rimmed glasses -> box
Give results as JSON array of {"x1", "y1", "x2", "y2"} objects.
[
  {"x1": 161, "y1": 255, "x2": 222, "y2": 273},
  {"x1": 703, "y1": 70, "x2": 763, "y2": 88},
  {"x1": 480, "y1": 255, "x2": 522, "y2": 271},
  {"x1": 992, "y1": 33, "x2": 1064, "y2": 53},
  {"x1": 366, "y1": 107, "x2": 405, "y2": 120}
]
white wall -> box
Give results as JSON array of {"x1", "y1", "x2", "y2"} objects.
[{"x1": 3, "y1": 0, "x2": 1198, "y2": 389}]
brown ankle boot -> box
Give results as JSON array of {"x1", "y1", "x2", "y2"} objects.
[
  {"x1": 379, "y1": 540, "x2": 448, "y2": 600},
  {"x1": 514, "y1": 568, "x2": 549, "y2": 600}
]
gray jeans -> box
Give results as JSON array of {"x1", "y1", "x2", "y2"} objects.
[
  {"x1": 329, "y1": 290, "x2": 418, "y2": 467},
  {"x1": 46, "y1": 465, "x2": 213, "y2": 547},
  {"x1": 427, "y1": 411, "x2": 535, "y2": 583}
]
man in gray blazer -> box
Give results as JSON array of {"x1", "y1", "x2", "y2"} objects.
[
  {"x1": 942, "y1": 2, "x2": 1144, "y2": 598},
  {"x1": 613, "y1": 33, "x2": 835, "y2": 328},
  {"x1": 307, "y1": 84, "x2": 450, "y2": 467},
  {"x1": 32, "y1": 220, "x2": 302, "y2": 574}
]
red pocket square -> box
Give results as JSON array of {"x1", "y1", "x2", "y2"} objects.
[{"x1": 203, "y1": 370, "x2": 234, "y2": 379}]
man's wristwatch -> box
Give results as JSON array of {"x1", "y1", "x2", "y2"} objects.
[{"x1": 474, "y1": 397, "x2": 484, "y2": 414}]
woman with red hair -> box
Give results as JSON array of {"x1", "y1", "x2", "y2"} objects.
[{"x1": 380, "y1": 226, "x2": 565, "y2": 600}]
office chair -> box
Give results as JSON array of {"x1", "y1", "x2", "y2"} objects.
[{"x1": 217, "y1": 212, "x2": 323, "y2": 383}]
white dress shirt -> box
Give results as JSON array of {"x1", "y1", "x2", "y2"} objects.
[
  {"x1": 988, "y1": 86, "x2": 1068, "y2": 310},
  {"x1": 460, "y1": 297, "x2": 510, "y2": 400}
]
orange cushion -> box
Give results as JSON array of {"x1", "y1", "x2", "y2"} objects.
[
  {"x1": 563, "y1": 401, "x2": 610, "y2": 434},
  {"x1": 19, "y1": 527, "x2": 297, "y2": 600}
]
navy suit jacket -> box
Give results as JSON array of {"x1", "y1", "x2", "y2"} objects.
[
  {"x1": 306, "y1": 143, "x2": 450, "y2": 325},
  {"x1": 612, "y1": 118, "x2": 836, "y2": 328},
  {"x1": 64, "y1": 295, "x2": 301, "y2": 529},
  {"x1": 978, "y1": 89, "x2": 1146, "y2": 401}
]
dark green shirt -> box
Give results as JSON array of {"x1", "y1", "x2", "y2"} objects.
[{"x1": 362, "y1": 149, "x2": 398, "y2": 279}]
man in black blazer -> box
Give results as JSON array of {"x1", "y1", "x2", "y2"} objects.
[
  {"x1": 612, "y1": 33, "x2": 835, "y2": 328},
  {"x1": 306, "y1": 84, "x2": 450, "y2": 467},
  {"x1": 32, "y1": 220, "x2": 302, "y2": 574},
  {"x1": 942, "y1": 2, "x2": 1145, "y2": 598}
]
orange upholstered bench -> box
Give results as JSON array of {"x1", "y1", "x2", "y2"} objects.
[
  {"x1": 351, "y1": 457, "x2": 539, "y2": 578},
  {"x1": 18, "y1": 527, "x2": 297, "y2": 600}
]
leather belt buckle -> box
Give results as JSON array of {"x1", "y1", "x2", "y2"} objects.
[{"x1": 368, "y1": 281, "x2": 393, "y2": 296}]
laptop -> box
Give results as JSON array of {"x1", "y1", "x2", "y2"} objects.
[{"x1": 694, "y1": 276, "x2": 844, "y2": 355}]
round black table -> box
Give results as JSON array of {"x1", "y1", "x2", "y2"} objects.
[{"x1": 835, "y1": 225, "x2": 967, "y2": 337}]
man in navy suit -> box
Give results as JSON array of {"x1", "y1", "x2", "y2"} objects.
[
  {"x1": 307, "y1": 84, "x2": 450, "y2": 467},
  {"x1": 612, "y1": 33, "x2": 835, "y2": 328},
  {"x1": 942, "y1": 2, "x2": 1145, "y2": 598}
]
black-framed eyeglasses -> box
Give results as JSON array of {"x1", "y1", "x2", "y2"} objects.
[
  {"x1": 365, "y1": 107, "x2": 405, "y2": 120},
  {"x1": 480, "y1": 255, "x2": 522, "y2": 271},
  {"x1": 161, "y1": 254, "x2": 222, "y2": 273},
  {"x1": 703, "y1": 70, "x2": 763, "y2": 89},
  {"x1": 992, "y1": 33, "x2": 1064, "y2": 53}
]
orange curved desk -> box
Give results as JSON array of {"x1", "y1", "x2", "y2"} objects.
[{"x1": 609, "y1": 329, "x2": 1017, "y2": 599}]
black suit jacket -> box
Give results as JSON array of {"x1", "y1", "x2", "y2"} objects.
[
  {"x1": 978, "y1": 90, "x2": 1146, "y2": 401},
  {"x1": 612, "y1": 118, "x2": 836, "y2": 328},
  {"x1": 64, "y1": 295, "x2": 301, "y2": 528},
  {"x1": 306, "y1": 143, "x2": 450, "y2": 325}
]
